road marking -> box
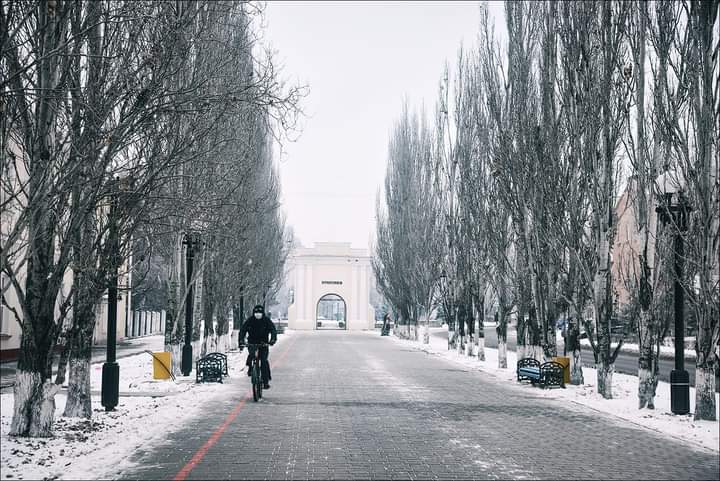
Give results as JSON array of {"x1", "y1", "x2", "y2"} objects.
[{"x1": 173, "y1": 336, "x2": 297, "y2": 481}]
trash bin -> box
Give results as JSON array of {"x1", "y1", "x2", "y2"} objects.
[
  {"x1": 152, "y1": 352, "x2": 173, "y2": 380},
  {"x1": 552, "y1": 356, "x2": 570, "y2": 384}
]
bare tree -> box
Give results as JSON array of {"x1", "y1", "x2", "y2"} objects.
[{"x1": 373, "y1": 103, "x2": 441, "y2": 341}]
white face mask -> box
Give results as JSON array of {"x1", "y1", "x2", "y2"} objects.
[{"x1": 254, "y1": 312, "x2": 262, "y2": 319}]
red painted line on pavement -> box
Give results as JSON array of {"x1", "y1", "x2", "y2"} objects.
[{"x1": 173, "y1": 337, "x2": 297, "y2": 481}]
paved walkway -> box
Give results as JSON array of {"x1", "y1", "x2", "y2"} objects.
[{"x1": 120, "y1": 331, "x2": 719, "y2": 480}]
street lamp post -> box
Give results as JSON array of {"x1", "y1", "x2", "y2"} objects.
[
  {"x1": 101, "y1": 176, "x2": 135, "y2": 411},
  {"x1": 656, "y1": 182, "x2": 691, "y2": 415},
  {"x1": 181, "y1": 233, "x2": 197, "y2": 376},
  {"x1": 101, "y1": 185, "x2": 121, "y2": 411}
]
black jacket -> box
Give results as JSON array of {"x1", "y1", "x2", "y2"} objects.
[{"x1": 239, "y1": 315, "x2": 277, "y2": 346}]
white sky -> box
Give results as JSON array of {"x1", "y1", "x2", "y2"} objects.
[{"x1": 263, "y1": 1, "x2": 506, "y2": 250}]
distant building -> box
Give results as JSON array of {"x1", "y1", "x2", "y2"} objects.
[{"x1": 287, "y1": 242, "x2": 374, "y2": 330}]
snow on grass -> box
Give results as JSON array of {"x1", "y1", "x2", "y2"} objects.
[
  {"x1": 578, "y1": 337, "x2": 697, "y2": 360},
  {"x1": 0, "y1": 330, "x2": 295, "y2": 480},
  {"x1": 377, "y1": 327, "x2": 719, "y2": 454}
]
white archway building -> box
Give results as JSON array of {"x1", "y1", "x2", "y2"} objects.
[{"x1": 287, "y1": 242, "x2": 374, "y2": 330}]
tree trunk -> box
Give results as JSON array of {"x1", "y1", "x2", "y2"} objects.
[
  {"x1": 567, "y1": 317, "x2": 584, "y2": 385},
  {"x1": 10, "y1": 308, "x2": 61, "y2": 437},
  {"x1": 497, "y1": 341, "x2": 507, "y2": 368},
  {"x1": 694, "y1": 354, "x2": 717, "y2": 421},
  {"x1": 62, "y1": 318, "x2": 95, "y2": 418},
  {"x1": 10, "y1": 372, "x2": 61, "y2": 437},
  {"x1": 637, "y1": 309, "x2": 660, "y2": 409},
  {"x1": 63, "y1": 263, "x2": 99, "y2": 418},
  {"x1": 528, "y1": 308, "x2": 543, "y2": 362},
  {"x1": 596, "y1": 362, "x2": 614, "y2": 399},
  {"x1": 496, "y1": 305, "x2": 509, "y2": 368},
  {"x1": 477, "y1": 336, "x2": 485, "y2": 361},
  {"x1": 166, "y1": 342, "x2": 182, "y2": 377},
  {"x1": 54, "y1": 340, "x2": 71, "y2": 386},
  {"x1": 516, "y1": 313, "x2": 527, "y2": 360},
  {"x1": 63, "y1": 357, "x2": 93, "y2": 418},
  {"x1": 571, "y1": 347, "x2": 584, "y2": 385}
]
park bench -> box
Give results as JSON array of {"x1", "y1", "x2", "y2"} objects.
[
  {"x1": 196, "y1": 352, "x2": 228, "y2": 384},
  {"x1": 516, "y1": 357, "x2": 565, "y2": 389}
]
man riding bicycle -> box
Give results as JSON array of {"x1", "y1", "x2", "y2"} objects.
[{"x1": 239, "y1": 305, "x2": 277, "y2": 389}]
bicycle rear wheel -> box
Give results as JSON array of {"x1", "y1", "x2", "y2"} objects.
[{"x1": 251, "y1": 364, "x2": 262, "y2": 402}]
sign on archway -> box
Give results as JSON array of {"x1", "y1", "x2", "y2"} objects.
[{"x1": 287, "y1": 242, "x2": 374, "y2": 330}]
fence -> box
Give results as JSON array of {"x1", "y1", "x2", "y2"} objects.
[{"x1": 126, "y1": 310, "x2": 166, "y2": 338}]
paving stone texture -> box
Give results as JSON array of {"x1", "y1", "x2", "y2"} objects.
[{"x1": 120, "y1": 331, "x2": 720, "y2": 480}]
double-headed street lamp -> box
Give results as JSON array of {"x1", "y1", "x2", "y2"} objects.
[{"x1": 655, "y1": 172, "x2": 691, "y2": 415}]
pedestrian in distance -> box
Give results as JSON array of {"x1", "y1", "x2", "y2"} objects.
[
  {"x1": 381, "y1": 313, "x2": 391, "y2": 336},
  {"x1": 239, "y1": 304, "x2": 277, "y2": 389}
]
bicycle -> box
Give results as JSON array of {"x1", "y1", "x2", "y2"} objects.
[{"x1": 242, "y1": 342, "x2": 269, "y2": 402}]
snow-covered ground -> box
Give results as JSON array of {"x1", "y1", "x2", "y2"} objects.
[
  {"x1": 578, "y1": 337, "x2": 698, "y2": 360},
  {"x1": 0, "y1": 331, "x2": 295, "y2": 481},
  {"x1": 380, "y1": 327, "x2": 719, "y2": 454}
]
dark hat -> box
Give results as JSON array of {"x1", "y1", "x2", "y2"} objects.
[{"x1": 252, "y1": 305, "x2": 264, "y2": 314}]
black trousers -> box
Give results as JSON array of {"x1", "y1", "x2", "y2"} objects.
[{"x1": 246, "y1": 345, "x2": 271, "y2": 383}]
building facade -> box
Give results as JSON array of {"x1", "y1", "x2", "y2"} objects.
[{"x1": 287, "y1": 242, "x2": 374, "y2": 330}]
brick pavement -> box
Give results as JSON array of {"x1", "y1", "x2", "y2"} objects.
[{"x1": 119, "y1": 331, "x2": 720, "y2": 480}]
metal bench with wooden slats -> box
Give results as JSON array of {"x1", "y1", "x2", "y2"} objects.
[{"x1": 517, "y1": 357, "x2": 565, "y2": 389}]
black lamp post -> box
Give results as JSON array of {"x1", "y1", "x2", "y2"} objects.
[
  {"x1": 181, "y1": 233, "x2": 198, "y2": 376},
  {"x1": 656, "y1": 189, "x2": 691, "y2": 415},
  {"x1": 101, "y1": 176, "x2": 133, "y2": 411}
]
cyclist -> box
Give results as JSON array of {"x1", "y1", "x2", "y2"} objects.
[{"x1": 239, "y1": 304, "x2": 277, "y2": 389}]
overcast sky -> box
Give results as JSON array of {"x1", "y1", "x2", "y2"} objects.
[{"x1": 263, "y1": 1, "x2": 505, "y2": 251}]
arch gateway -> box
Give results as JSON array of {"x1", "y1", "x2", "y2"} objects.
[{"x1": 287, "y1": 242, "x2": 374, "y2": 330}]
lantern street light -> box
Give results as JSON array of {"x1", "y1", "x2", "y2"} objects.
[{"x1": 655, "y1": 171, "x2": 691, "y2": 415}]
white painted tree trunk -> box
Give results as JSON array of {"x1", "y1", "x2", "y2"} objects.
[
  {"x1": 477, "y1": 337, "x2": 485, "y2": 361},
  {"x1": 202, "y1": 333, "x2": 218, "y2": 355},
  {"x1": 192, "y1": 340, "x2": 202, "y2": 363},
  {"x1": 694, "y1": 367, "x2": 717, "y2": 421},
  {"x1": 596, "y1": 363, "x2": 614, "y2": 399},
  {"x1": 10, "y1": 372, "x2": 61, "y2": 437},
  {"x1": 638, "y1": 366, "x2": 657, "y2": 409},
  {"x1": 466, "y1": 334, "x2": 474, "y2": 357},
  {"x1": 422, "y1": 324, "x2": 429, "y2": 344},
  {"x1": 218, "y1": 333, "x2": 230, "y2": 353},
  {"x1": 570, "y1": 348, "x2": 584, "y2": 385},
  {"x1": 516, "y1": 345, "x2": 526, "y2": 361},
  {"x1": 166, "y1": 343, "x2": 182, "y2": 377},
  {"x1": 530, "y1": 344, "x2": 543, "y2": 362},
  {"x1": 230, "y1": 329, "x2": 240, "y2": 350},
  {"x1": 62, "y1": 359, "x2": 92, "y2": 418},
  {"x1": 497, "y1": 341, "x2": 507, "y2": 368},
  {"x1": 457, "y1": 335, "x2": 464, "y2": 355}
]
